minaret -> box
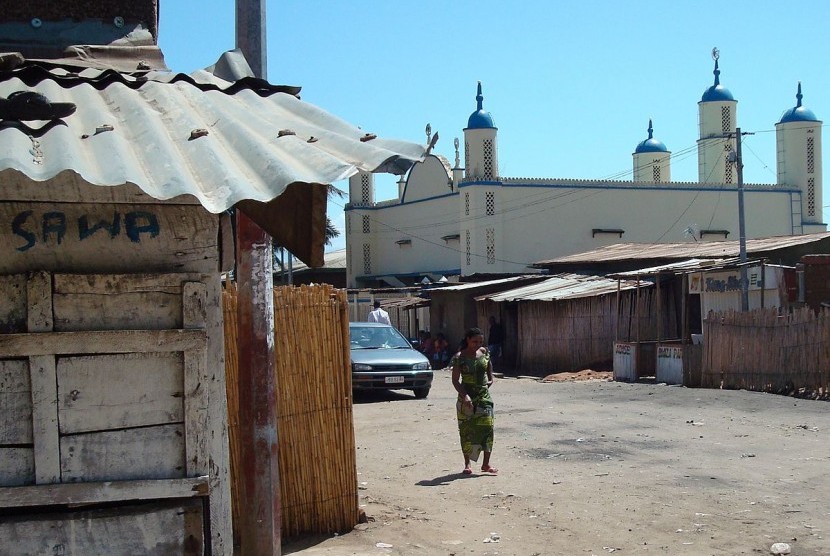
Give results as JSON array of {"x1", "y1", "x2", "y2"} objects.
[
  {"x1": 633, "y1": 119, "x2": 671, "y2": 182},
  {"x1": 776, "y1": 83, "x2": 824, "y2": 232},
  {"x1": 348, "y1": 170, "x2": 375, "y2": 205},
  {"x1": 697, "y1": 54, "x2": 738, "y2": 184},
  {"x1": 463, "y1": 82, "x2": 499, "y2": 180},
  {"x1": 452, "y1": 137, "x2": 463, "y2": 190}
]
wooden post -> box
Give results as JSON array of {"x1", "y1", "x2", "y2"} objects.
[
  {"x1": 235, "y1": 210, "x2": 280, "y2": 555},
  {"x1": 681, "y1": 274, "x2": 688, "y2": 343},
  {"x1": 656, "y1": 271, "x2": 661, "y2": 346},
  {"x1": 760, "y1": 260, "x2": 766, "y2": 309}
]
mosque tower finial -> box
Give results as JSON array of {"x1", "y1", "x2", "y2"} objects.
[
  {"x1": 476, "y1": 81, "x2": 484, "y2": 111},
  {"x1": 647, "y1": 119, "x2": 654, "y2": 139},
  {"x1": 713, "y1": 59, "x2": 720, "y2": 87},
  {"x1": 796, "y1": 81, "x2": 803, "y2": 107}
]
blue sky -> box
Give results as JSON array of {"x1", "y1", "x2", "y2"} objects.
[{"x1": 158, "y1": 1, "x2": 830, "y2": 252}]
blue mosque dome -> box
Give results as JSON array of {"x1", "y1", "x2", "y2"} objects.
[
  {"x1": 779, "y1": 83, "x2": 820, "y2": 123},
  {"x1": 701, "y1": 59, "x2": 735, "y2": 103},
  {"x1": 634, "y1": 120, "x2": 668, "y2": 153},
  {"x1": 466, "y1": 82, "x2": 496, "y2": 129}
]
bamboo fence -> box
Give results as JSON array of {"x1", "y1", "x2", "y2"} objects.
[
  {"x1": 702, "y1": 307, "x2": 830, "y2": 397},
  {"x1": 224, "y1": 283, "x2": 358, "y2": 541}
]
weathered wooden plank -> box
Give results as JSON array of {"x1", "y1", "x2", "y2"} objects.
[
  {"x1": 53, "y1": 273, "x2": 194, "y2": 331},
  {"x1": 0, "y1": 274, "x2": 26, "y2": 333},
  {"x1": 0, "y1": 329, "x2": 206, "y2": 357},
  {"x1": 0, "y1": 201, "x2": 219, "y2": 274},
  {"x1": 0, "y1": 447, "x2": 34, "y2": 486},
  {"x1": 0, "y1": 476, "x2": 209, "y2": 508},
  {"x1": 0, "y1": 170, "x2": 201, "y2": 205},
  {"x1": 220, "y1": 211, "x2": 235, "y2": 273},
  {"x1": 0, "y1": 499, "x2": 204, "y2": 556},
  {"x1": 0, "y1": 359, "x2": 32, "y2": 444},
  {"x1": 52, "y1": 273, "x2": 209, "y2": 296},
  {"x1": 30, "y1": 356, "x2": 60, "y2": 485},
  {"x1": 183, "y1": 282, "x2": 209, "y2": 479},
  {"x1": 204, "y1": 275, "x2": 233, "y2": 555},
  {"x1": 60, "y1": 424, "x2": 186, "y2": 482},
  {"x1": 57, "y1": 353, "x2": 184, "y2": 435},
  {"x1": 27, "y1": 271, "x2": 60, "y2": 485},
  {"x1": 26, "y1": 270, "x2": 53, "y2": 333}
]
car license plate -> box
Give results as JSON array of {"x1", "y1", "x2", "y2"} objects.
[{"x1": 385, "y1": 376, "x2": 405, "y2": 384}]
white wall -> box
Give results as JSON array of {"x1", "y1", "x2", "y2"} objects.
[{"x1": 346, "y1": 177, "x2": 802, "y2": 283}]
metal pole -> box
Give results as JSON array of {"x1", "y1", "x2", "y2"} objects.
[
  {"x1": 236, "y1": 0, "x2": 267, "y2": 79},
  {"x1": 735, "y1": 127, "x2": 749, "y2": 311},
  {"x1": 235, "y1": 2, "x2": 280, "y2": 554}
]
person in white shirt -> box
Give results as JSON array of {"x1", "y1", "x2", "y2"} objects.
[{"x1": 367, "y1": 300, "x2": 391, "y2": 325}]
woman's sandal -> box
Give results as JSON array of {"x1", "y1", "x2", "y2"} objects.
[
  {"x1": 462, "y1": 467, "x2": 473, "y2": 475},
  {"x1": 480, "y1": 465, "x2": 498, "y2": 474}
]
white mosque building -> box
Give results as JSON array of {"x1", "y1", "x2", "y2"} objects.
[{"x1": 344, "y1": 59, "x2": 824, "y2": 288}]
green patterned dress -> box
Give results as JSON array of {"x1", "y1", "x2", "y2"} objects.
[{"x1": 453, "y1": 352, "x2": 494, "y2": 462}]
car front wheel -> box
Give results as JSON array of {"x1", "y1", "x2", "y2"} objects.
[{"x1": 413, "y1": 386, "x2": 430, "y2": 399}]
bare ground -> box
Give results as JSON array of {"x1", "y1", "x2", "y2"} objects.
[{"x1": 284, "y1": 370, "x2": 830, "y2": 556}]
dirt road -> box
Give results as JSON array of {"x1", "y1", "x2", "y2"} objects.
[{"x1": 285, "y1": 371, "x2": 830, "y2": 555}]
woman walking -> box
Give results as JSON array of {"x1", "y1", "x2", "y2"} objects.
[{"x1": 451, "y1": 327, "x2": 497, "y2": 475}]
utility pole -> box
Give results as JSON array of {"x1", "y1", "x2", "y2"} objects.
[
  {"x1": 234, "y1": 1, "x2": 281, "y2": 555},
  {"x1": 733, "y1": 127, "x2": 751, "y2": 311}
]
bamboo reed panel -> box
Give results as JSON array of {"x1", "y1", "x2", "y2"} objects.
[
  {"x1": 223, "y1": 283, "x2": 358, "y2": 542},
  {"x1": 702, "y1": 307, "x2": 830, "y2": 397},
  {"x1": 272, "y1": 284, "x2": 358, "y2": 538}
]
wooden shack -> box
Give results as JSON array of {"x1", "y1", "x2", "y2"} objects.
[
  {"x1": 0, "y1": 180, "x2": 233, "y2": 554},
  {"x1": 0, "y1": 45, "x2": 423, "y2": 556}
]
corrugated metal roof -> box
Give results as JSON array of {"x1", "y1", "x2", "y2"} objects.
[
  {"x1": 476, "y1": 273, "x2": 645, "y2": 302},
  {"x1": 380, "y1": 296, "x2": 430, "y2": 310},
  {"x1": 431, "y1": 274, "x2": 547, "y2": 292},
  {"x1": 0, "y1": 53, "x2": 425, "y2": 212},
  {"x1": 533, "y1": 233, "x2": 830, "y2": 267},
  {"x1": 610, "y1": 257, "x2": 794, "y2": 278},
  {"x1": 290, "y1": 248, "x2": 347, "y2": 272},
  {"x1": 608, "y1": 258, "x2": 744, "y2": 277}
]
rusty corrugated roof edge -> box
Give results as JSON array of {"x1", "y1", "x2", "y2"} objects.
[
  {"x1": 532, "y1": 232, "x2": 830, "y2": 267},
  {"x1": 475, "y1": 273, "x2": 646, "y2": 303}
]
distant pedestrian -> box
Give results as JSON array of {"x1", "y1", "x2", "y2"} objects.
[
  {"x1": 487, "y1": 316, "x2": 503, "y2": 360},
  {"x1": 367, "y1": 300, "x2": 391, "y2": 325},
  {"x1": 451, "y1": 327, "x2": 497, "y2": 475},
  {"x1": 432, "y1": 332, "x2": 450, "y2": 369}
]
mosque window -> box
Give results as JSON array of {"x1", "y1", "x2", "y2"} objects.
[
  {"x1": 361, "y1": 174, "x2": 371, "y2": 203},
  {"x1": 724, "y1": 143, "x2": 733, "y2": 184},
  {"x1": 485, "y1": 192, "x2": 495, "y2": 215},
  {"x1": 807, "y1": 137, "x2": 815, "y2": 174},
  {"x1": 652, "y1": 164, "x2": 660, "y2": 182},
  {"x1": 363, "y1": 243, "x2": 372, "y2": 275},
  {"x1": 483, "y1": 139, "x2": 493, "y2": 178},
  {"x1": 808, "y1": 178, "x2": 816, "y2": 217},
  {"x1": 465, "y1": 192, "x2": 470, "y2": 216},
  {"x1": 465, "y1": 230, "x2": 471, "y2": 266},
  {"x1": 486, "y1": 228, "x2": 495, "y2": 264},
  {"x1": 362, "y1": 214, "x2": 370, "y2": 234},
  {"x1": 721, "y1": 106, "x2": 730, "y2": 133},
  {"x1": 465, "y1": 141, "x2": 470, "y2": 171}
]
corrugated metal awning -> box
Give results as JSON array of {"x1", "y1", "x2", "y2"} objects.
[
  {"x1": 431, "y1": 275, "x2": 547, "y2": 292},
  {"x1": 476, "y1": 273, "x2": 644, "y2": 302},
  {"x1": 0, "y1": 50, "x2": 426, "y2": 266}
]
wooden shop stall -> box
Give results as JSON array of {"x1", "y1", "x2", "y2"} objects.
[{"x1": 0, "y1": 47, "x2": 423, "y2": 554}]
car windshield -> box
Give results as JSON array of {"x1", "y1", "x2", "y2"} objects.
[{"x1": 349, "y1": 325, "x2": 412, "y2": 349}]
